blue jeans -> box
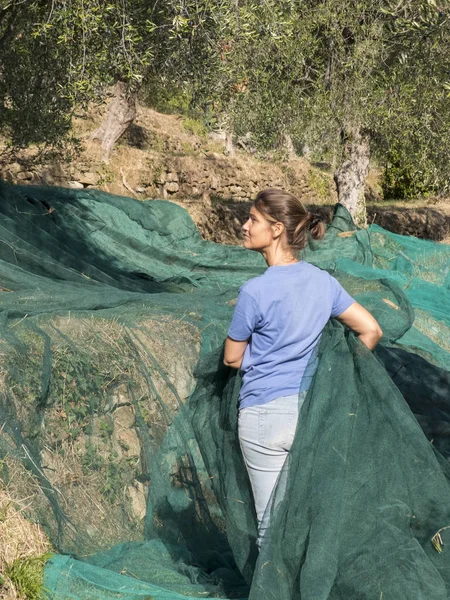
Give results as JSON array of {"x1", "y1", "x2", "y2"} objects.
[{"x1": 238, "y1": 392, "x2": 307, "y2": 548}]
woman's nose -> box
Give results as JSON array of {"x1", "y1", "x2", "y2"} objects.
[{"x1": 242, "y1": 219, "x2": 250, "y2": 232}]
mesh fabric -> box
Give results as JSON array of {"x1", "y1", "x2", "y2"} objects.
[{"x1": 0, "y1": 181, "x2": 449, "y2": 599}]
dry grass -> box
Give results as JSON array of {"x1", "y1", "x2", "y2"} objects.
[
  {"x1": 44, "y1": 100, "x2": 316, "y2": 205},
  {"x1": 0, "y1": 485, "x2": 52, "y2": 600},
  {"x1": 0, "y1": 312, "x2": 202, "y2": 573}
]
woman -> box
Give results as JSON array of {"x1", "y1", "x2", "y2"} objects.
[{"x1": 224, "y1": 188, "x2": 382, "y2": 548}]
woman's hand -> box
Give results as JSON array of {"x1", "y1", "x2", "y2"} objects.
[
  {"x1": 224, "y1": 337, "x2": 249, "y2": 369},
  {"x1": 337, "y1": 303, "x2": 383, "y2": 350}
]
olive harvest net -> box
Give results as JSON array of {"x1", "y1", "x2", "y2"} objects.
[{"x1": 0, "y1": 181, "x2": 450, "y2": 599}]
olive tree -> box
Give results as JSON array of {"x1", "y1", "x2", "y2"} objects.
[
  {"x1": 0, "y1": 0, "x2": 224, "y2": 157},
  {"x1": 214, "y1": 0, "x2": 450, "y2": 221},
  {"x1": 0, "y1": 0, "x2": 254, "y2": 157},
  {"x1": 0, "y1": 0, "x2": 158, "y2": 156},
  {"x1": 1, "y1": 0, "x2": 448, "y2": 211}
]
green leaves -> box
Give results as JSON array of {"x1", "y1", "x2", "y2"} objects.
[
  {"x1": 0, "y1": 0, "x2": 448, "y2": 198},
  {"x1": 0, "y1": 0, "x2": 165, "y2": 147},
  {"x1": 195, "y1": 0, "x2": 450, "y2": 197},
  {"x1": 4, "y1": 552, "x2": 53, "y2": 600}
]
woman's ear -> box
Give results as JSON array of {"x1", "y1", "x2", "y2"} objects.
[{"x1": 271, "y1": 221, "x2": 285, "y2": 239}]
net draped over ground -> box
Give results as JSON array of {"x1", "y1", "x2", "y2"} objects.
[{"x1": 0, "y1": 181, "x2": 449, "y2": 599}]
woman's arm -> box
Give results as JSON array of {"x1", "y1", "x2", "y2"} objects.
[
  {"x1": 224, "y1": 337, "x2": 249, "y2": 369},
  {"x1": 337, "y1": 302, "x2": 383, "y2": 350}
]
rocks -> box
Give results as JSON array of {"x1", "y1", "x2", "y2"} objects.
[
  {"x1": 166, "y1": 172, "x2": 178, "y2": 182},
  {"x1": 16, "y1": 171, "x2": 33, "y2": 181},
  {"x1": 78, "y1": 171, "x2": 99, "y2": 186},
  {"x1": 0, "y1": 160, "x2": 103, "y2": 190},
  {"x1": 165, "y1": 181, "x2": 179, "y2": 193},
  {"x1": 68, "y1": 180, "x2": 84, "y2": 189},
  {"x1": 150, "y1": 158, "x2": 270, "y2": 202},
  {"x1": 3, "y1": 163, "x2": 39, "y2": 184},
  {"x1": 227, "y1": 185, "x2": 242, "y2": 195},
  {"x1": 114, "y1": 405, "x2": 135, "y2": 429},
  {"x1": 128, "y1": 483, "x2": 147, "y2": 520},
  {"x1": 153, "y1": 167, "x2": 182, "y2": 196},
  {"x1": 115, "y1": 427, "x2": 141, "y2": 458},
  {"x1": 112, "y1": 406, "x2": 141, "y2": 458},
  {"x1": 8, "y1": 162, "x2": 22, "y2": 174}
]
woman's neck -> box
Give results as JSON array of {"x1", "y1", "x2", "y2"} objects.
[{"x1": 262, "y1": 247, "x2": 298, "y2": 267}]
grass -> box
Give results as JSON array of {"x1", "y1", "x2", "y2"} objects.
[
  {"x1": 0, "y1": 486, "x2": 52, "y2": 600},
  {"x1": 0, "y1": 313, "x2": 201, "y2": 599},
  {"x1": 4, "y1": 552, "x2": 53, "y2": 600},
  {"x1": 181, "y1": 116, "x2": 208, "y2": 138}
]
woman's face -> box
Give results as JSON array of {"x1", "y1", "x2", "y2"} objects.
[{"x1": 242, "y1": 206, "x2": 275, "y2": 251}]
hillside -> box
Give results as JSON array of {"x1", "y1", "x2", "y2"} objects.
[{"x1": 1, "y1": 102, "x2": 450, "y2": 244}]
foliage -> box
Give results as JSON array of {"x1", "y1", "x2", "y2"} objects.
[
  {"x1": 142, "y1": 80, "x2": 192, "y2": 116},
  {"x1": 0, "y1": 0, "x2": 449, "y2": 200},
  {"x1": 307, "y1": 168, "x2": 334, "y2": 203},
  {"x1": 4, "y1": 552, "x2": 53, "y2": 600},
  {"x1": 131, "y1": 0, "x2": 450, "y2": 202},
  {"x1": 161, "y1": 0, "x2": 448, "y2": 200},
  {"x1": 0, "y1": 0, "x2": 236, "y2": 149},
  {"x1": 101, "y1": 456, "x2": 135, "y2": 502},
  {"x1": 81, "y1": 443, "x2": 104, "y2": 473},
  {"x1": 0, "y1": 0, "x2": 159, "y2": 147},
  {"x1": 181, "y1": 117, "x2": 208, "y2": 138},
  {"x1": 382, "y1": 146, "x2": 433, "y2": 199}
]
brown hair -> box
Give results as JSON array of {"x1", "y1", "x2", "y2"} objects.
[{"x1": 253, "y1": 188, "x2": 326, "y2": 252}]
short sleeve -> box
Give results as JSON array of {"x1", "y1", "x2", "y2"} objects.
[
  {"x1": 227, "y1": 290, "x2": 260, "y2": 341},
  {"x1": 329, "y1": 275, "x2": 355, "y2": 318}
]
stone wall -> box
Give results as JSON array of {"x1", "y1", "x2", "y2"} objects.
[
  {"x1": 1, "y1": 153, "x2": 321, "y2": 205},
  {"x1": 149, "y1": 155, "x2": 320, "y2": 204}
]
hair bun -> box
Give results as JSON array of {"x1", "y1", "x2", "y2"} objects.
[{"x1": 308, "y1": 213, "x2": 323, "y2": 230}]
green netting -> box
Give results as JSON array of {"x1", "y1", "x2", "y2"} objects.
[{"x1": 0, "y1": 180, "x2": 449, "y2": 599}]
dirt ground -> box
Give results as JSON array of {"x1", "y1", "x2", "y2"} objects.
[{"x1": 73, "y1": 106, "x2": 450, "y2": 245}]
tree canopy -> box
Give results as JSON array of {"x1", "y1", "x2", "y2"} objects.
[
  {"x1": 0, "y1": 0, "x2": 158, "y2": 146},
  {"x1": 207, "y1": 0, "x2": 450, "y2": 213},
  {"x1": 0, "y1": 0, "x2": 449, "y2": 214}
]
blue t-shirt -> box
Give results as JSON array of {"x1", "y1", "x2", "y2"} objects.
[{"x1": 227, "y1": 261, "x2": 355, "y2": 408}]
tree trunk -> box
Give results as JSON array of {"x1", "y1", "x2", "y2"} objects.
[
  {"x1": 91, "y1": 81, "x2": 137, "y2": 162},
  {"x1": 333, "y1": 128, "x2": 370, "y2": 227},
  {"x1": 280, "y1": 133, "x2": 296, "y2": 160},
  {"x1": 225, "y1": 130, "x2": 235, "y2": 157}
]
